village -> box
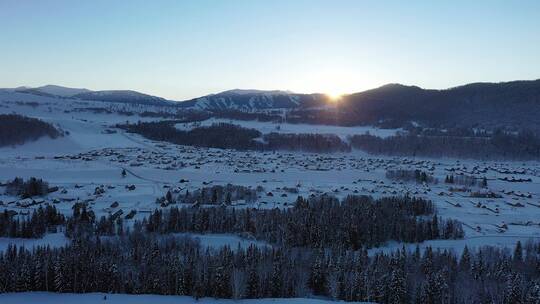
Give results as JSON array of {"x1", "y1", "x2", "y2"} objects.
[{"x1": 2, "y1": 126, "x2": 540, "y2": 254}]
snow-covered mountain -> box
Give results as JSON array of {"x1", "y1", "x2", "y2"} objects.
[
  {"x1": 178, "y1": 89, "x2": 329, "y2": 111},
  {"x1": 6, "y1": 80, "x2": 540, "y2": 130},
  {"x1": 7, "y1": 85, "x2": 174, "y2": 106},
  {"x1": 219, "y1": 89, "x2": 294, "y2": 95},
  {"x1": 72, "y1": 90, "x2": 173, "y2": 106},
  {"x1": 17, "y1": 85, "x2": 91, "y2": 97}
]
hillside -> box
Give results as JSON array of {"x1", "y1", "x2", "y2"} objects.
[
  {"x1": 9, "y1": 85, "x2": 174, "y2": 106},
  {"x1": 0, "y1": 114, "x2": 61, "y2": 147},
  {"x1": 179, "y1": 89, "x2": 330, "y2": 111},
  {"x1": 72, "y1": 90, "x2": 173, "y2": 106},
  {"x1": 6, "y1": 79, "x2": 540, "y2": 130},
  {"x1": 291, "y1": 79, "x2": 540, "y2": 129}
]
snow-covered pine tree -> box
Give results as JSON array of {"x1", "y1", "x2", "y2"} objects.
[
  {"x1": 388, "y1": 268, "x2": 407, "y2": 304},
  {"x1": 505, "y1": 273, "x2": 523, "y2": 304},
  {"x1": 53, "y1": 258, "x2": 64, "y2": 292}
]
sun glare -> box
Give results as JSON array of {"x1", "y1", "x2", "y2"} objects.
[{"x1": 326, "y1": 92, "x2": 343, "y2": 102}]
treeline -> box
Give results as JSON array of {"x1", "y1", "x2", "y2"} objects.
[
  {"x1": 65, "y1": 202, "x2": 139, "y2": 238},
  {"x1": 159, "y1": 184, "x2": 260, "y2": 207},
  {"x1": 119, "y1": 118, "x2": 540, "y2": 157},
  {"x1": 445, "y1": 174, "x2": 487, "y2": 187},
  {"x1": 0, "y1": 114, "x2": 60, "y2": 147},
  {"x1": 0, "y1": 200, "x2": 125, "y2": 239},
  {"x1": 349, "y1": 129, "x2": 540, "y2": 159},
  {"x1": 119, "y1": 121, "x2": 262, "y2": 150},
  {"x1": 120, "y1": 121, "x2": 351, "y2": 153},
  {"x1": 18, "y1": 194, "x2": 462, "y2": 250},
  {"x1": 284, "y1": 108, "x2": 360, "y2": 127},
  {"x1": 386, "y1": 169, "x2": 438, "y2": 184},
  {"x1": 1, "y1": 229, "x2": 540, "y2": 303},
  {"x1": 213, "y1": 110, "x2": 283, "y2": 122},
  {"x1": 263, "y1": 133, "x2": 351, "y2": 153},
  {"x1": 145, "y1": 195, "x2": 463, "y2": 250},
  {"x1": 0, "y1": 206, "x2": 65, "y2": 238},
  {"x1": 4, "y1": 177, "x2": 52, "y2": 198},
  {"x1": 409, "y1": 126, "x2": 491, "y2": 138}
]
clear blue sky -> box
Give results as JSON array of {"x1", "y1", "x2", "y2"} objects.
[{"x1": 1, "y1": 0, "x2": 539, "y2": 100}]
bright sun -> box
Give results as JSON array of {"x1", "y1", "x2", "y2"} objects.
[{"x1": 326, "y1": 92, "x2": 343, "y2": 102}]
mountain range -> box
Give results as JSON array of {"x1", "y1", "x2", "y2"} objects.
[
  {"x1": 11, "y1": 85, "x2": 173, "y2": 106},
  {"x1": 4, "y1": 79, "x2": 540, "y2": 129}
]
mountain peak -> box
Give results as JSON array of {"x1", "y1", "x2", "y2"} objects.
[
  {"x1": 72, "y1": 89, "x2": 172, "y2": 106},
  {"x1": 15, "y1": 84, "x2": 92, "y2": 97},
  {"x1": 36, "y1": 85, "x2": 92, "y2": 97},
  {"x1": 376, "y1": 83, "x2": 423, "y2": 91}
]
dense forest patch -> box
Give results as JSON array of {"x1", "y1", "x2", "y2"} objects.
[
  {"x1": 4, "y1": 177, "x2": 53, "y2": 198},
  {"x1": 0, "y1": 205, "x2": 64, "y2": 238},
  {"x1": 119, "y1": 121, "x2": 351, "y2": 153},
  {"x1": 350, "y1": 130, "x2": 540, "y2": 160},
  {"x1": 0, "y1": 114, "x2": 61, "y2": 147},
  {"x1": 0, "y1": 204, "x2": 537, "y2": 302},
  {"x1": 60, "y1": 194, "x2": 462, "y2": 250},
  {"x1": 119, "y1": 121, "x2": 261, "y2": 150}
]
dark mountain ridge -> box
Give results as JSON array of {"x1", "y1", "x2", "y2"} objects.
[{"x1": 333, "y1": 79, "x2": 540, "y2": 129}]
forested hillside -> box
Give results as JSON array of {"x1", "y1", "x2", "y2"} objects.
[
  {"x1": 120, "y1": 121, "x2": 351, "y2": 153},
  {"x1": 349, "y1": 129, "x2": 540, "y2": 160},
  {"x1": 0, "y1": 195, "x2": 539, "y2": 303},
  {"x1": 0, "y1": 114, "x2": 60, "y2": 147},
  {"x1": 286, "y1": 80, "x2": 540, "y2": 131}
]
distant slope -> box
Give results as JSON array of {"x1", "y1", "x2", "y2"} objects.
[
  {"x1": 436, "y1": 80, "x2": 540, "y2": 126},
  {"x1": 335, "y1": 84, "x2": 438, "y2": 125},
  {"x1": 72, "y1": 90, "x2": 173, "y2": 106},
  {"x1": 11, "y1": 85, "x2": 175, "y2": 106},
  {"x1": 333, "y1": 79, "x2": 540, "y2": 129},
  {"x1": 35, "y1": 85, "x2": 90, "y2": 97},
  {"x1": 178, "y1": 89, "x2": 329, "y2": 111},
  {"x1": 16, "y1": 85, "x2": 90, "y2": 98}
]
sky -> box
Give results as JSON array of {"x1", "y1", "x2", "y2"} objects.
[{"x1": 1, "y1": 0, "x2": 539, "y2": 100}]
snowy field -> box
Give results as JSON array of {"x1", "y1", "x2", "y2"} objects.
[
  {"x1": 0, "y1": 292, "x2": 371, "y2": 304},
  {"x1": 1, "y1": 89, "x2": 540, "y2": 263},
  {"x1": 0, "y1": 232, "x2": 68, "y2": 252},
  {"x1": 174, "y1": 233, "x2": 272, "y2": 250}
]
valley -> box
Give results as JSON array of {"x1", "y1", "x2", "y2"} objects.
[{"x1": 1, "y1": 85, "x2": 540, "y2": 302}]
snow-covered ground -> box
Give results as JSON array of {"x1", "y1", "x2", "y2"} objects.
[
  {"x1": 369, "y1": 235, "x2": 540, "y2": 257},
  {"x1": 174, "y1": 233, "x2": 272, "y2": 250},
  {"x1": 0, "y1": 90, "x2": 165, "y2": 157},
  {"x1": 0, "y1": 292, "x2": 370, "y2": 304},
  {"x1": 0, "y1": 233, "x2": 69, "y2": 252}
]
